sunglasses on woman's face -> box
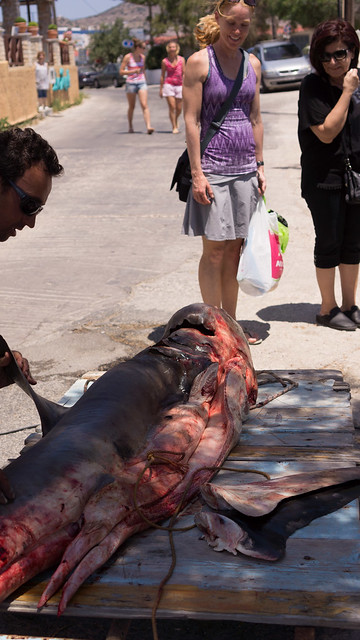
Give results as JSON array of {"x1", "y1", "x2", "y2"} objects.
[
  {"x1": 319, "y1": 49, "x2": 349, "y2": 63},
  {"x1": 8, "y1": 179, "x2": 43, "y2": 217},
  {"x1": 227, "y1": 0, "x2": 256, "y2": 6}
]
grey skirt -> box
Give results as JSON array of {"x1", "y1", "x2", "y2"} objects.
[{"x1": 182, "y1": 172, "x2": 259, "y2": 241}]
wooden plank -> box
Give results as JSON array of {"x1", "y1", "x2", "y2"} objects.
[
  {"x1": 238, "y1": 432, "x2": 354, "y2": 448},
  {"x1": 256, "y1": 380, "x2": 350, "y2": 409},
  {"x1": 246, "y1": 406, "x2": 354, "y2": 432},
  {"x1": 257, "y1": 369, "x2": 344, "y2": 382},
  {"x1": 229, "y1": 446, "x2": 358, "y2": 462},
  {"x1": 2, "y1": 368, "x2": 359, "y2": 633}
]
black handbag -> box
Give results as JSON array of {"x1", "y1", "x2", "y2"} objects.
[
  {"x1": 170, "y1": 50, "x2": 249, "y2": 202},
  {"x1": 341, "y1": 114, "x2": 360, "y2": 205},
  {"x1": 344, "y1": 157, "x2": 360, "y2": 204}
]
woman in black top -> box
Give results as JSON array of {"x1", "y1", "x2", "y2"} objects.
[{"x1": 298, "y1": 19, "x2": 360, "y2": 331}]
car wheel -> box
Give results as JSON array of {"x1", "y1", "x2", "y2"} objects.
[
  {"x1": 260, "y1": 77, "x2": 269, "y2": 93},
  {"x1": 94, "y1": 79, "x2": 100, "y2": 89}
]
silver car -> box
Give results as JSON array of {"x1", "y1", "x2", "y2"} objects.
[{"x1": 250, "y1": 40, "x2": 311, "y2": 92}]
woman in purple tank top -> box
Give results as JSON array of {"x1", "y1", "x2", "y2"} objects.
[{"x1": 182, "y1": 0, "x2": 266, "y2": 343}]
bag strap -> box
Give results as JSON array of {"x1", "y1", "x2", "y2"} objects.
[
  {"x1": 200, "y1": 49, "x2": 249, "y2": 155},
  {"x1": 330, "y1": 83, "x2": 354, "y2": 166}
]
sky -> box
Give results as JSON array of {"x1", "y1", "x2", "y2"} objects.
[
  {"x1": 55, "y1": 0, "x2": 121, "y2": 20},
  {"x1": 0, "y1": 1, "x2": 122, "y2": 28},
  {"x1": 5, "y1": 0, "x2": 122, "y2": 22}
]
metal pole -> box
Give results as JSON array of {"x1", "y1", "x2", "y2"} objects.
[
  {"x1": 338, "y1": 0, "x2": 343, "y2": 17},
  {"x1": 344, "y1": 0, "x2": 355, "y2": 24},
  {"x1": 52, "y1": 0, "x2": 57, "y2": 25}
]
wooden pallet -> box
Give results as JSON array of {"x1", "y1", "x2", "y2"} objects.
[{"x1": 1, "y1": 369, "x2": 358, "y2": 639}]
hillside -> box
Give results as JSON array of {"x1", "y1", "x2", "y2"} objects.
[{"x1": 57, "y1": 1, "x2": 160, "y2": 31}]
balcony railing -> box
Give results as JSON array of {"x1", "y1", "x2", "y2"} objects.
[{"x1": 4, "y1": 36, "x2": 24, "y2": 66}]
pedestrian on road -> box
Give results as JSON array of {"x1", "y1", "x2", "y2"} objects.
[
  {"x1": 159, "y1": 40, "x2": 185, "y2": 134},
  {"x1": 0, "y1": 126, "x2": 63, "y2": 500},
  {"x1": 298, "y1": 18, "x2": 360, "y2": 332},
  {"x1": 120, "y1": 39, "x2": 154, "y2": 135},
  {"x1": 181, "y1": 0, "x2": 265, "y2": 343},
  {"x1": 35, "y1": 51, "x2": 50, "y2": 115}
]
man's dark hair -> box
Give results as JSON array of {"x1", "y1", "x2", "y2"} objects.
[{"x1": 0, "y1": 127, "x2": 63, "y2": 187}]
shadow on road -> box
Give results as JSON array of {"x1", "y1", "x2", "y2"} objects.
[{"x1": 257, "y1": 302, "x2": 318, "y2": 324}]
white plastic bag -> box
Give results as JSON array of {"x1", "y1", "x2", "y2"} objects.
[{"x1": 237, "y1": 196, "x2": 284, "y2": 296}]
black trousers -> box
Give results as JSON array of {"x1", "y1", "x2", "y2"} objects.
[{"x1": 303, "y1": 186, "x2": 360, "y2": 268}]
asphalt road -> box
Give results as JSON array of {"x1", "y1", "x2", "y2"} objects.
[{"x1": 0, "y1": 83, "x2": 359, "y2": 639}]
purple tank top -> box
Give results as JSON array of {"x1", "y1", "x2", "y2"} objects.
[{"x1": 200, "y1": 46, "x2": 257, "y2": 175}]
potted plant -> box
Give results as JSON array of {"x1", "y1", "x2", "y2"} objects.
[
  {"x1": 47, "y1": 23, "x2": 58, "y2": 39},
  {"x1": 14, "y1": 16, "x2": 27, "y2": 34},
  {"x1": 27, "y1": 21, "x2": 39, "y2": 36}
]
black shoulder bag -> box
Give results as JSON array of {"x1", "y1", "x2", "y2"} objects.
[
  {"x1": 342, "y1": 108, "x2": 360, "y2": 204},
  {"x1": 170, "y1": 50, "x2": 249, "y2": 202}
]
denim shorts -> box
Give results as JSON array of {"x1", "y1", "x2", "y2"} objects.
[
  {"x1": 37, "y1": 89, "x2": 47, "y2": 98},
  {"x1": 126, "y1": 81, "x2": 147, "y2": 94}
]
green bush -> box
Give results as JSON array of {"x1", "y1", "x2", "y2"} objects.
[
  {"x1": 14, "y1": 16, "x2": 26, "y2": 23},
  {"x1": 146, "y1": 44, "x2": 167, "y2": 70},
  {"x1": 0, "y1": 117, "x2": 10, "y2": 131},
  {"x1": 28, "y1": 21, "x2": 38, "y2": 27},
  {"x1": 48, "y1": 24, "x2": 58, "y2": 30}
]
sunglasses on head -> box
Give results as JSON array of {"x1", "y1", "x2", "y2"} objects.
[
  {"x1": 319, "y1": 48, "x2": 349, "y2": 63},
  {"x1": 227, "y1": 0, "x2": 256, "y2": 6},
  {"x1": 8, "y1": 179, "x2": 43, "y2": 217}
]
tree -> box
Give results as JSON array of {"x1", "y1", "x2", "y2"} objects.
[
  {"x1": 153, "y1": 0, "x2": 205, "y2": 46},
  {"x1": 88, "y1": 19, "x2": 131, "y2": 64},
  {"x1": 125, "y1": 0, "x2": 159, "y2": 44},
  {"x1": 264, "y1": 0, "x2": 338, "y2": 29}
]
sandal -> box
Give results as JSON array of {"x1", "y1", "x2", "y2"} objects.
[{"x1": 243, "y1": 330, "x2": 263, "y2": 346}]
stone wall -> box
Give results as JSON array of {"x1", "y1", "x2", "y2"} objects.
[{"x1": 0, "y1": 30, "x2": 79, "y2": 126}]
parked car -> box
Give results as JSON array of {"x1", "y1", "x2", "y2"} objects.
[
  {"x1": 78, "y1": 63, "x2": 125, "y2": 89},
  {"x1": 78, "y1": 65, "x2": 97, "y2": 89},
  {"x1": 249, "y1": 40, "x2": 312, "y2": 92}
]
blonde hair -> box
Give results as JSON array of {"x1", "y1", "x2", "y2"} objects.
[
  {"x1": 166, "y1": 40, "x2": 180, "y2": 55},
  {"x1": 194, "y1": 0, "x2": 254, "y2": 48}
]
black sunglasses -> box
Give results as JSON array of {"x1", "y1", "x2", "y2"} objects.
[
  {"x1": 319, "y1": 49, "x2": 349, "y2": 63},
  {"x1": 8, "y1": 179, "x2": 43, "y2": 217},
  {"x1": 227, "y1": 0, "x2": 256, "y2": 6}
]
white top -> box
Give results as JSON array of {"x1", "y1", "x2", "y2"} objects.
[{"x1": 35, "y1": 62, "x2": 49, "y2": 90}]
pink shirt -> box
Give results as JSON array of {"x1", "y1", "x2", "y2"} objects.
[
  {"x1": 163, "y1": 57, "x2": 184, "y2": 86},
  {"x1": 126, "y1": 53, "x2": 145, "y2": 83}
]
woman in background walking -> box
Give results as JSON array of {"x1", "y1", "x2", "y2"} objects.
[
  {"x1": 160, "y1": 41, "x2": 185, "y2": 133},
  {"x1": 120, "y1": 39, "x2": 154, "y2": 134}
]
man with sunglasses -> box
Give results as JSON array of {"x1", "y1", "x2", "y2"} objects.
[{"x1": 0, "y1": 127, "x2": 63, "y2": 502}]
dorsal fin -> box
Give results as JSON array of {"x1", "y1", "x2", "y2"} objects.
[{"x1": 0, "y1": 335, "x2": 69, "y2": 435}]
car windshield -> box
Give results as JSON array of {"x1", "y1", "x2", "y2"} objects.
[{"x1": 263, "y1": 44, "x2": 302, "y2": 62}]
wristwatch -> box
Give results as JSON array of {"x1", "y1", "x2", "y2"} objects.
[{"x1": 256, "y1": 160, "x2": 264, "y2": 167}]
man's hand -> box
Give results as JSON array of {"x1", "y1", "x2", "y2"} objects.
[{"x1": 0, "y1": 350, "x2": 36, "y2": 389}]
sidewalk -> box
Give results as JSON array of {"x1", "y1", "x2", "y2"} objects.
[
  {"x1": 0, "y1": 84, "x2": 359, "y2": 640},
  {"x1": 0, "y1": 83, "x2": 359, "y2": 458}
]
